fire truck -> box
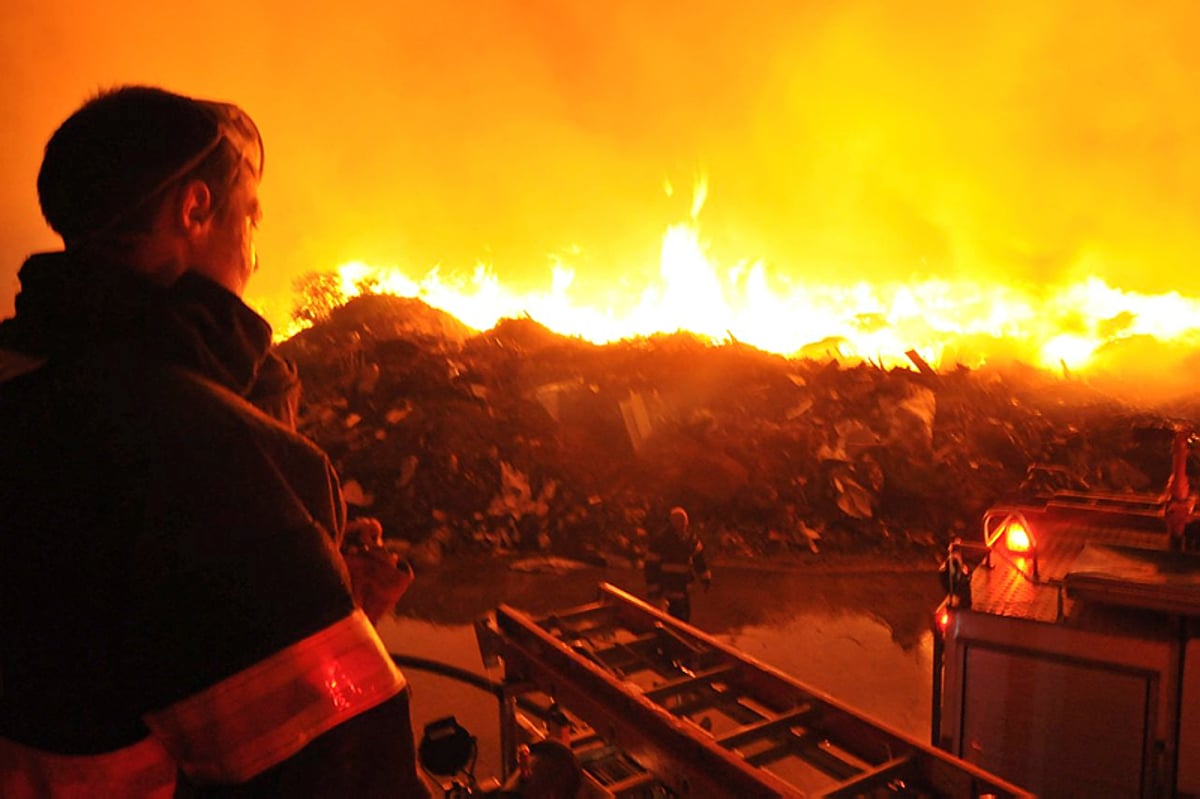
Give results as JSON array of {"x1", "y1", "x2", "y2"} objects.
[{"x1": 932, "y1": 429, "x2": 1200, "y2": 797}]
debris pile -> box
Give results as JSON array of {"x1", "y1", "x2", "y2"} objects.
[{"x1": 279, "y1": 295, "x2": 1200, "y2": 565}]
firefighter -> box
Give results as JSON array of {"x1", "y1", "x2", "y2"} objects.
[
  {"x1": 0, "y1": 86, "x2": 429, "y2": 796},
  {"x1": 939, "y1": 537, "x2": 973, "y2": 610},
  {"x1": 644, "y1": 506, "x2": 712, "y2": 623}
]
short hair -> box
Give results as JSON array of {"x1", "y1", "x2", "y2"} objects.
[
  {"x1": 669, "y1": 506, "x2": 689, "y2": 527},
  {"x1": 37, "y1": 85, "x2": 263, "y2": 248}
]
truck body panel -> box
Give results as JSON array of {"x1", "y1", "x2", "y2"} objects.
[{"x1": 935, "y1": 497, "x2": 1200, "y2": 797}]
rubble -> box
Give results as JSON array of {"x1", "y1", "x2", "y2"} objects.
[{"x1": 278, "y1": 294, "x2": 1200, "y2": 563}]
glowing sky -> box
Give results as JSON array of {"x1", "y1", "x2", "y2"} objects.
[{"x1": 3, "y1": 1, "x2": 1199, "y2": 331}]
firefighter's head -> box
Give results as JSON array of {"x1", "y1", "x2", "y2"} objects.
[
  {"x1": 669, "y1": 506, "x2": 689, "y2": 534},
  {"x1": 37, "y1": 85, "x2": 265, "y2": 296}
]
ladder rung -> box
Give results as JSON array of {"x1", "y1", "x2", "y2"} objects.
[
  {"x1": 568, "y1": 729, "x2": 603, "y2": 749},
  {"x1": 819, "y1": 754, "x2": 915, "y2": 797},
  {"x1": 807, "y1": 738, "x2": 872, "y2": 781},
  {"x1": 744, "y1": 730, "x2": 863, "y2": 781},
  {"x1": 643, "y1": 665, "x2": 738, "y2": 702},
  {"x1": 672, "y1": 688, "x2": 739, "y2": 717},
  {"x1": 717, "y1": 705, "x2": 815, "y2": 749},
  {"x1": 590, "y1": 633, "x2": 659, "y2": 666},
  {"x1": 605, "y1": 771, "x2": 658, "y2": 795}
]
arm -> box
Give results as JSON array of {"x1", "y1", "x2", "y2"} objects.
[
  {"x1": 692, "y1": 537, "x2": 712, "y2": 588},
  {"x1": 643, "y1": 535, "x2": 664, "y2": 597},
  {"x1": 134, "y1": 375, "x2": 427, "y2": 794}
]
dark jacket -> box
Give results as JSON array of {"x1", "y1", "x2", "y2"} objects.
[
  {"x1": 644, "y1": 525, "x2": 710, "y2": 601},
  {"x1": 0, "y1": 252, "x2": 426, "y2": 796}
]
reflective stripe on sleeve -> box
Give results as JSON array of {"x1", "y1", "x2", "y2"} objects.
[
  {"x1": 0, "y1": 734, "x2": 176, "y2": 799},
  {"x1": 143, "y1": 609, "x2": 406, "y2": 784}
]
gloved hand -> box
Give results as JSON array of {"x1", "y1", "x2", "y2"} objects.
[
  {"x1": 343, "y1": 549, "x2": 414, "y2": 624},
  {"x1": 341, "y1": 517, "x2": 414, "y2": 624}
]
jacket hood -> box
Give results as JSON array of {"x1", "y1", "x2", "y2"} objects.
[{"x1": 0, "y1": 251, "x2": 287, "y2": 399}]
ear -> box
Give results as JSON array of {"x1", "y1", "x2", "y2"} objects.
[{"x1": 177, "y1": 179, "x2": 214, "y2": 236}]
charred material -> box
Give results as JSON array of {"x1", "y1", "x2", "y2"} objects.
[{"x1": 278, "y1": 294, "x2": 1200, "y2": 565}]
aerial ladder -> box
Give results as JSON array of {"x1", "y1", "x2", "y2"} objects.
[{"x1": 469, "y1": 582, "x2": 1029, "y2": 798}]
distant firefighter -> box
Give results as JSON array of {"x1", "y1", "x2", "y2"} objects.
[
  {"x1": 939, "y1": 537, "x2": 973, "y2": 610},
  {"x1": 644, "y1": 506, "x2": 712, "y2": 623}
]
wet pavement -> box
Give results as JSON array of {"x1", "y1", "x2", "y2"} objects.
[{"x1": 377, "y1": 553, "x2": 944, "y2": 783}]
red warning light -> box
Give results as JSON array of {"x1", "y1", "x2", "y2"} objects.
[{"x1": 1004, "y1": 521, "x2": 1033, "y2": 553}]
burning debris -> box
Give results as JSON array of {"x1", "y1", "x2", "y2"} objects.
[{"x1": 279, "y1": 293, "x2": 1200, "y2": 565}]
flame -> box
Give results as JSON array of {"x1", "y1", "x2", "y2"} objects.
[{"x1": 285, "y1": 183, "x2": 1200, "y2": 395}]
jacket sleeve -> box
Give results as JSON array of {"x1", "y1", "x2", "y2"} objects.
[
  {"x1": 130, "y1": 375, "x2": 423, "y2": 789},
  {"x1": 643, "y1": 532, "x2": 664, "y2": 596},
  {"x1": 692, "y1": 537, "x2": 711, "y2": 584}
]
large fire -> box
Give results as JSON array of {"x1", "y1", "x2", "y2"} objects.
[{"x1": 284, "y1": 181, "x2": 1200, "y2": 402}]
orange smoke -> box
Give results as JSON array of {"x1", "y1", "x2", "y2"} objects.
[{"x1": 5, "y1": 2, "x2": 1200, "y2": 403}]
